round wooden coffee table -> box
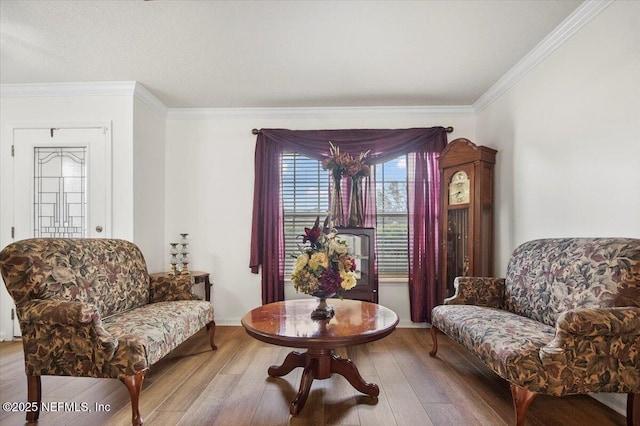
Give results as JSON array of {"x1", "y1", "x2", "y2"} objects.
[{"x1": 241, "y1": 298, "x2": 399, "y2": 415}]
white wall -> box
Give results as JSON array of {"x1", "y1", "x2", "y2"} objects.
[
  {"x1": 476, "y1": 0, "x2": 640, "y2": 273},
  {"x1": 165, "y1": 109, "x2": 476, "y2": 326},
  {"x1": 133, "y1": 98, "x2": 167, "y2": 272}
]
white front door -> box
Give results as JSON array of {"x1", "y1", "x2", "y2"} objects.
[{"x1": 10, "y1": 126, "x2": 111, "y2": 336}]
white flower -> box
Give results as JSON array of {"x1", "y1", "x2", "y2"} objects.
[
  {"x1": 294, "y1": 253, "x2": 309, "y2": 273},
  {"x1": 329, "y1": 240, "x2": 347, "y2": 255},
  {"x1": 341, "y1": 272, "x2": 357, "y2": 290}
]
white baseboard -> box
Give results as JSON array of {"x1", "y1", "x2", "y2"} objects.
[
  {"x1": 214, "y1": 318, "x2": 243, "y2": 327},
  {"x1": 398, "y1": 320, "x2": 429, "y2": 328}
]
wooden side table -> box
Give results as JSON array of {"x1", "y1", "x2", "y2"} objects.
[{"x1": 149, "y1": 270, "x2": 212, "y2": 301}]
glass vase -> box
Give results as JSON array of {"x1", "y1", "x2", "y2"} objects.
[
  {"x1": 330, "y1": 171, "x2": 345, "y2": 227},
  {"x1": 348, "y1": 175, "x2": 364, "y2": 227}
]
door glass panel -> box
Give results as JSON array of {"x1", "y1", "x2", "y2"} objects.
[{"x1": 33, "y1": 147, "x2": 87, "y2": 238}]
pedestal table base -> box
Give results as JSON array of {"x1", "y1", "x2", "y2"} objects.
[{"x1": 268, "y1": 349, "x2": 379, "y2": 415}]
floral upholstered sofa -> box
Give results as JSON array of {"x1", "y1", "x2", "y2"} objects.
[
  {"x1": 430, "y1": 238, "x2": 639, "y2": 426},
  {"x1": 0, "y1": 238, "x2": 216, "y2": 425}
]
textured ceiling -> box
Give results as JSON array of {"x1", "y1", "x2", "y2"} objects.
[{"x1": 1, "y1": 0, "x2": 583, "y2": 108}]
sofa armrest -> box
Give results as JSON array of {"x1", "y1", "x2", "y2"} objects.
[
  {"x1": 149, "y1": 274, "x2": 201, "y2": 303},
  {"x1": 540, "y1": 307, "x2": 640, "y2": 363},
  {"x1": 444, "y1": 277, "x2": 505, "y2": 308},
  {"x1": 22, "y1": 299, "x2": 99, "y2": 325},
  {"x1": 19, "y1": 299, "x2": 118, "y2": 353},
  {"x1": 556, "y1": 307, "x2": 640, "y2": 336}
]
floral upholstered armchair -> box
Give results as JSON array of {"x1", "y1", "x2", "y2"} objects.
[
  {"x1": 0, "y1": 238, "x2": 216, "y2": 425},
  {"x1": 430, "y1": 238, "x2": 640, "y2": 426}
]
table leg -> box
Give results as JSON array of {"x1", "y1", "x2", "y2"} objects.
[
  {"x1": 268, "y1": 351, "x2": 306, "y2": 377},
  {"x1": 290, "y1": 358, "x2": 317, "y2": 415},
  {"x1": 330, "y1": 353, "x2": 379, "y2": 397}
]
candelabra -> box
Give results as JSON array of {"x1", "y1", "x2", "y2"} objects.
[
  {"x1": 169, "y1": 243, "x2": 179, "y2": 275},
  {"x1": 179, "y1": 233, "x2": 190, "y2": 275}
]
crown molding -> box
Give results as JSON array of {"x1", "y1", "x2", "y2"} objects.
[
  {"x1": 472, "y1": 0, "x2": 614, "y2": 114},
  {"x1": 1, "y1": 82, "x2": 469, "y2": 119},
  {"x1": 0, "y1": 81, "x2": 168, "y2": 116},
  {"x1": 132, "y1": 83, "x2": 168, "y2": 116},
  {"x1": 166, "y1": 105, "x2": 475, "y2": 120},
  {"x1": 0, "y1": 81, "x2": 137, "y2": 98}
]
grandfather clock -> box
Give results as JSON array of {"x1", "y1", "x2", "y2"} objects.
[{"x1": 439, "y1": 138, "x2": 496, "y2": 299}]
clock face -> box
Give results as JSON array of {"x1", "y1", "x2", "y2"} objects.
[{"x1": 449, "y1": 171, "x2": 470, "y2": 205}]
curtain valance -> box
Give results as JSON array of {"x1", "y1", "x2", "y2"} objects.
[{"x1": 255, "y1": 127, "x2": 445, "y2": 164}]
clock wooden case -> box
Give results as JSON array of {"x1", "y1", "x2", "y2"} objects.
[{"x1": 439, "y1": 138, "x2": 497, "y2": 300}]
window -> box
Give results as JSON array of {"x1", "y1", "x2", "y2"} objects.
[
  {"x1": 375, "y1": 157, "x2": 408, "y2": 276},
  {"x1": 282, "y1": 151, "x2": 408, "y2": 276}
]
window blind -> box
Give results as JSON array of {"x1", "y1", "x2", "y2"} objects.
[
  {"x1": 282, "y1": 152, "x2": 330, "y2": 275},
  {"x1": 375, "y1": 159, "x2": 409, "y2": 275}
]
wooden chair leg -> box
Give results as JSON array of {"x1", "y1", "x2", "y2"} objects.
[
  {"x1": 628, "y1": 393, "x2": 639, "y2": 426},
  {"x1": 510, "y1": 384, "x2": 536, "y2": 426},
  {"x1": 26, "y1": 375, "x2": 41, "y2": 422},
  {"x1": 121, "y1": 371, "x2": 146, "y2": 426},
  {"x1": 208, "y1": 320, "x2": 217, "y2": 350},
  {"x1": 429, "y1": 325, "x2": 439, "y2": 357}
]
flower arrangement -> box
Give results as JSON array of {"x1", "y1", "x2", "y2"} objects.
[
  {"x1": 291, "y1": 216, "x2": 358, "y2": 297},
  {"x1": 321, "y1": 142, "x2": 371, "y2": 178}
]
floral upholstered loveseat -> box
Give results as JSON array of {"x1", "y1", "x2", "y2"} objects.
[
  {"x1": 0, "y1": 238, "x2": 216, "y2": 425},
  {"x1": 430, "y1": 238, "x2": 640, "y2": 426}
]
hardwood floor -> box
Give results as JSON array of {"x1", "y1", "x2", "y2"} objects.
[{"x1": 0, "y1": 326, "x2": 626, "y2": 426}]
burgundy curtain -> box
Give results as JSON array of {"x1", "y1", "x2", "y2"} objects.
[
  {"x1": 407, "y1": 148, "x2": 446, "y2": 322},
  {"x1": 249, "y1": 127, "x2": 447, "y2": 322}
]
